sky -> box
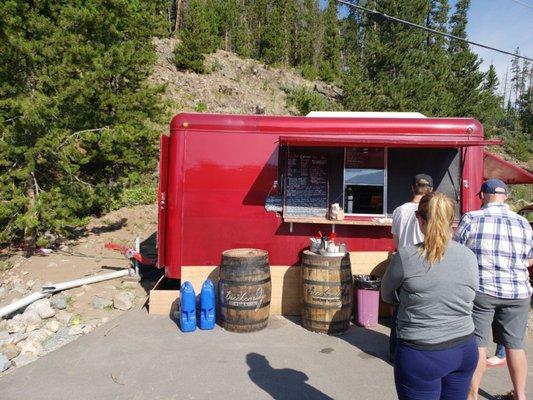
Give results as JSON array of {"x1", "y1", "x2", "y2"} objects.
[
  {"x1": 333, "y1": 0, "x2": 533, "y2": 98},
  {"x1": 457, "y1": 0, "x2": 533, "y2": 97}
]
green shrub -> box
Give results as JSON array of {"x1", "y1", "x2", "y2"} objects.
[
  {"x1": 195, "y1": 101, "x2": 207, "y2": 112},
  {"x1": 211, "y1": 59, "x2": 222, "y2": 73},
  {"x1": 300, "y1": 63, "x2": 318, "y2": 81},
  {"x1": 284, "y1": 87, "x2": 341, "y2": 116}
]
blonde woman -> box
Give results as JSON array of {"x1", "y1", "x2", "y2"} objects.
[{"x1": 382, "y1": 193, "x2": 479, "y2": 400}]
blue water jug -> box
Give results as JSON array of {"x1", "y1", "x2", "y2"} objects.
[
  {"x1": 180, "y1": 281, "x2": 196, "y2": 332},
  {"x1": 199, "y1": 279, "x2": 216, "y2": 330}
]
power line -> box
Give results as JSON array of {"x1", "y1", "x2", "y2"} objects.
[
  {"x1": 509, "y1": 0, "x2": 533, "y2": 10},
  {"x1": 337, "y1": 0, "x2": 533, "y2": 62}
]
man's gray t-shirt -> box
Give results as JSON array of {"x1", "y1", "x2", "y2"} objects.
[{"x1": 381, "y1": 241, "x2": 479, "y2": 345}]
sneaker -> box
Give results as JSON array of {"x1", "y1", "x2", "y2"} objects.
[{"x1": 486, "y1": 355, "x2": 507, "y2": 367}]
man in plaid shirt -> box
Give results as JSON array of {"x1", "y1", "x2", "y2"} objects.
[{"x1": 454, "y1": 179, "x2": 532, "y2": 400}]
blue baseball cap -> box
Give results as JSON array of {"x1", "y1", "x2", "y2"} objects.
[{"x1": 479, "y1": 178, "x2": 508, "y2": 195}]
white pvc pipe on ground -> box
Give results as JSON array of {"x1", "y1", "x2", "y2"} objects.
[
  {"x1": 0, "y1": 268, "x2": 133, "y2": 319},
  {"x1": 0, "y1": 292, "x2": 48, "y2": 319}
]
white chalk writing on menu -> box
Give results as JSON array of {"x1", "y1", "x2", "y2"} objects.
[{"x1": 285, "y1": 152, "x2": 328, "y2": 217}]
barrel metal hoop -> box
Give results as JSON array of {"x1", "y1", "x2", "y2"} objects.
[
  {"x1": 302, "y1": 279, "x2": 352, "y2": 286},
  {"x1": 302, "y1": 264, "x2": 351, "y2": 271},
  {"x1": 302, "y1": 302, "x2": 351, "y2": 310},
  {"x1": 220, "y1": 301, "x2": 271, "y2": 310},
  {"x1": 303, "y1": 319, "x2": 349, "y2": 326},
  {"x1": 219, "y1": 316, "x2": 269, "y2": 326},
  {"x1": 219, "y1": 277, "x2": 271, "y2": 286}
]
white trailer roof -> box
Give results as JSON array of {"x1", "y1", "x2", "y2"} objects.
[{"x1": 306, "y1": 111, "x2": 427, "y2": 118}]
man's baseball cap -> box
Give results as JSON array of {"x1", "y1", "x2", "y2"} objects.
[
  {"x1": 479, "y1": 178, "x2": 508, "y2": 195},
  {"x1": 413, "y1": 174, "x2": 433, "y2": 187}
]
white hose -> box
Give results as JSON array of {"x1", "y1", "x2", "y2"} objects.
[
  {"x1": 0, "y1": 268, "x2": 133, "y2": 319},
  {"x1": 0, "y1": 292, "x2": 48, "y2": 319}
]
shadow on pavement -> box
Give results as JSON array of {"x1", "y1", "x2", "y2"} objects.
[
  {"x1": 338, "y1": 320, "x2": 392, "y2": 364},
  {"x1": 246, "y1": 352, "x2": 334, "y2": 400}
]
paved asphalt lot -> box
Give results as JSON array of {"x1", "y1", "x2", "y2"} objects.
[{"x1": 0, "y1": 310, "x2": 531, "y2": 400}]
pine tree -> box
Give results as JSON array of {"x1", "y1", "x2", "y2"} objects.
[
  {"x1": 423, "y1": 0, "x2": 453, "y2": 115},
  {"x1": 340, "y1": 7, "x2": 360, "y2": 69},
  {"x1": 216, "y1": 0, "x2": 240, "y2": 51},
  {"x1": 341, "y1": 54, "x2": 373, "y2": 111},
  {"x1": 233, "y1": 11, "x2": 253, "y2": 58},
  {"x1": 483, "y1": 64, "x2": 499, "y2": 93},
  {"x1": 448, "y1": 0, "x2": 486, "y2": 117},
  {"x1": 0, "y1": 0, "x2": 166, "y2": 251},
  {"x1": 355, "y1": 0, "x2": 434, "y2": 112},
  {"x1": 510, "y1": 48, "x2": 522, "y2": 106},
  {"x1": 174, "y1": 0, "x2": 219, "y2": 73},
  {"x1": 298, "y1": 0, "x2": 323, "y2": 80},
  {"x1": 247, "y1": 0, "x2": 269, "y2": 60},
  {"x1": 261, "y1": 0, "x2": 290, "y2": 65},
  {"x1": 319, "y1": 0, "x2": 342, "y2": 83}
]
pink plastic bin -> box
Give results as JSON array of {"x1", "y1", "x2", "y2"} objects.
[{"x1": 355, "y1": 288, "x2": 380, "y2": 327}]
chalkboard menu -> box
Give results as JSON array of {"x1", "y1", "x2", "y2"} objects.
[{"x1": 284, "y1": 151, "x2": 328, "y2": 217}]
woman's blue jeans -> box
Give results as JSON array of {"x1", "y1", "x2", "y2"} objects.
[{"x1": 394, "y1": 336, "x2": 478, "y2": 400}]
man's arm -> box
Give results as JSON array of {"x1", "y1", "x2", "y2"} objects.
[
  {"x1": 381, "y1": 253, "x2": 404, "y2": 304},
  {"x1": 453, "y1": 213, "x2": 472, "y2": 245},
  {"x1": 391, "y1": 209, "x2": 399, "y2": 248}
]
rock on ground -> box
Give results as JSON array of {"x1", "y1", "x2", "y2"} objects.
[
  {"x1": 26, "y1": 299, "x2": 55, "y2": 319},
  {"x1": 50, "y1": 295, "x2": 67, "y2": 310},
  {"x1": 1, "y1": 343, "x2": 21, "y2": 360},
  {"x1": 45, "y1": 320, "x2": 59, "y2": 333},
  {"x1": 42, "y1": 327, "x2": 73, "y2": 352},
  {"x1": 11, "y1": 353, "x2": 38, "y2": 367},
  {"x1": 91, "y1": 296, "x2": 112, "y2": 310},
  {"x1": 6, "y1": 318, "x2": 26, "y2": 334},
  {"x1": 0, "y1": 331, "x2": 10, "y2": 347},
  {"x1": 68, "y1": 325, "x2": 84, "y2": 336},
  {"x1": 21, "y1": 309, "x2": 42, "y2": 326},
  {"x1": 113, "y1": 291, "x2": 134, "y2": 311},
  {"x1": 0, "y1": 354, "x2": 10, "y2": 372},
  {"x1": 55, "y1": 310, "x2": 72, "y2": 326}
]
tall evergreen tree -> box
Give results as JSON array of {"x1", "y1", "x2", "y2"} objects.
[
  {"x1": 173, "y1": 0, "x2": 219, "y2": 73},
  {"x1": 216, "y1": 0, "x2": 240, "y2": 52},
  {"x1": 448, "y1": 0, "x2": 486, "y2": 117},
  {"x1": 483, "y1": 64, "x2": 499, "y2": 93},
  {"x1": 319, "y1": 0, "x2": 342, "y2": 82},
  {"x1": 0, "y1": 0, "x2": 165, "y2": 251},
  {"x1": 423, "y1": 0, "x2": 453, "y2": 115},
  {"x1": 356, "y1": 0, "x2": 435, "y2": 112},
  {"x1": 298, "y1": 0, "x2": 323, "y2": 79},
  {"x1": 510, "y1": 48, "x2": 522, "y2": 106},
  {"x1": 233, "y1": 7, "x2": 253, "y2": 58},
  {"x1": 247, "y1": 0, "x2": 269, "y2": 60},
  {"x1": 340, "y1": 8, "x2": 360, "y2": 68},
  {"x1": 261, "y1": 0, "x2": 290, "y2": 65}
]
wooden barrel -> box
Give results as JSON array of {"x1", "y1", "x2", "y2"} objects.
[
  {"x1": 301, "y1": 250, "x2": 353, "y2": 334},
  {"x1": 219, "y1": 249, "x2": 271, "y2": 332}
]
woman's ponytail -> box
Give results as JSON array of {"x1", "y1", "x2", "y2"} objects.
[{"x1": 418, "y1": 192, "x2": 455, "y2": 265}]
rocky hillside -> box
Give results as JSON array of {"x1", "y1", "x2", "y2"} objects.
[{"x1": 149, "y1": 38, "x2": 340, "y2": 117}]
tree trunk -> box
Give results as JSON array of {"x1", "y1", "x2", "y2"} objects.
[
  {"x1": 24, "y1": 174, "x2": 37, "y2": 258},
  {"x1": 174, "y1": 0, "x2": 184, "y2": 34}
]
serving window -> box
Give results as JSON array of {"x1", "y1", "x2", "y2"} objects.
[
  {"x1": 277, "y1": 145, "x2": 461, "y2": 225},
  {"x1": 344, "y1": 148, "x2": 386, "y2": 216}
]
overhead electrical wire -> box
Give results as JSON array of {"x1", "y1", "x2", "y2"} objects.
[
  {"x1": 508, "y1": 0, "x2": 533, "y2": 11},
  {"x1": 336, "y1": 0, "x2": 533, "y2": 62}
]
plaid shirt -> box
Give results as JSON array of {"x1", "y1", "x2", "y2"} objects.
[{"x1": 454, "y1": 203, "x2": 532, "y2": 299}]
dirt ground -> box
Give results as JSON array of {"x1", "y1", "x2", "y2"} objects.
[{"x1": 0, "y1": 204, "x2": 161, "y2": 368}]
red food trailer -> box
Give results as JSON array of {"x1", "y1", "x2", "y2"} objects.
[{"x1": 156, "y1": 112, "x2": 532, "y2": 289}]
